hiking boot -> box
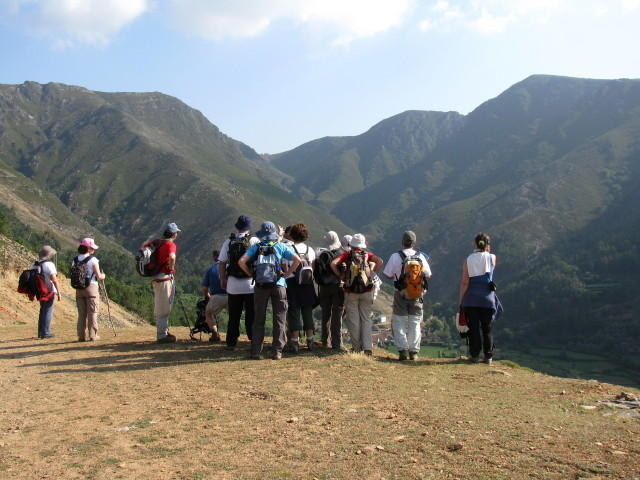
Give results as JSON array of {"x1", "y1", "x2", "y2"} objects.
[
  {"x1": 289, "y1": 338, "x2": 300, "y2": 354},
  {"x1": 409, "y1": 351, "x2": 418, "y2": 361},
  {"x1": 249, "y1": 353, "x2": 261, "y2": 360},
  {"x1": 469, "y1": 356, "x2": 480, "y2": 363},
  {"x1": 209, "y1": 332, "x2": 222, "y2": 343},
  {"x1": 157, "y1": 333, "x2": 177, "y2": 344},
  {"x1": 363, "y1": 350, "x2": 373, "y2": 357},
  {"x1": 307, "y1": 339, "x2": 315, "y2": 351},
  {"x1": 272, "y1": 351, "x2": 283, "y2": 360},
  {"x1": 42, "y1": 334, "x2": 55, "y2": 339},
  {"x1": 398, "y1": 350, "x2": 408, "y2": 361},
  {"x1": 484, "y1": 357, "x2": 493, "y2": 365},
  {"x1": 332, "y1": 345, "x2": 348, "y2": 352}
]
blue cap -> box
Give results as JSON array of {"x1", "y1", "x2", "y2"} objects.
[
  {"x1": 256, "y1": 221, "x2": 278, "y2": 241},
  {"x1": 166, "y1": 222, "x2": 181, "y2": 233}
]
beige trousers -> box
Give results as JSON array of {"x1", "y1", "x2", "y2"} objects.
[{"x1": 76, "y1": 283, "x2": 100, "y2": 341}]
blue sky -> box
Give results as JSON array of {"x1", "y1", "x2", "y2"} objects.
[{"x1": 2, "y1": 0, "x2": 639, "y2": 153}]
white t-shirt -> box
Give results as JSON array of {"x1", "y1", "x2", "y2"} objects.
[
  {"x1": 466, "y1": 251, "x2": 496, "y2": 278},
  {"x1": 74, "y1": 253, "x2": 100, "y2": 284},
  {"x1": 218, "y1": 234, "x2": 260, "y2": 295},
  {"x1": 38, "y1": 260, "x2": 58, "y2": 293},
  {"x1": 383, "y1": 248, "x2": 432, "y2": 280},
  {"x1": 286, "y1": 242, "x2": 316, "y2": 279}
]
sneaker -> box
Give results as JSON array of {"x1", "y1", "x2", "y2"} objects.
[
  {"x1": 398, "y1": 350, "x2": 408, "y2": 361},
  {"x1": 272, "y1": 351, "x2": 283, "y2": 360},
  {"x1": 289, "y1": 339, "x2": 300, "y2": 354},
  {"x1": 42, "y1": 334, "x2": 55, "y2": 339},
  {"x1": 306, "y1": 339, "x2": 314, "y2": 351},
  {"x1": 157, "y1": 333, "x2": 177, "y2": 344},
  {"x1": 363, "y1": 350, "x2": 373, "y2": 357},
  {"x1": 332, "y1": 345, "x2": 348, "y2": 352},
  {"x1": 409, "y1": 351, "x2": 418, "y2": 361}
]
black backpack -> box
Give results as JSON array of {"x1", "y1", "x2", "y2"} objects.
[
  {"x1": 314, "y1": 248, "x2": 340, "y2": 286},
  {"x1": 226, "y1": 234, "x2": 251, "y2": 278},
  {"x1": 70, "y1": 255, "x2": 94, "y2": 289}
]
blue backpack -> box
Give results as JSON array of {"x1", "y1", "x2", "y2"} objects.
[{"x1": 253, "y1": 242, "x2": 281, "y2": 288}]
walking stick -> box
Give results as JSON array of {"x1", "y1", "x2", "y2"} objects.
[
  {"x1": 99, "y1": 278, "x2": 117, "y2": 337},
  {"x1": 176, "y1": 289, "x2": 194, "y2": 330}
]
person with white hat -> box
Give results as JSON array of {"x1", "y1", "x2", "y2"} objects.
[
  {"x1": 329, "y1": 233, "x2": 383, "y2": 355},
  {"x1": 35, "y1": 245, "x2": 61, "y2": 339},
  {"x1": 315, "y1": 231, "x2": 346, "y2": 349},
  {"x1": 73, "y1": 237, "x2": 105, "y2": 342}
]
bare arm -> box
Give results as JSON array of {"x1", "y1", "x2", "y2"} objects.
[
  {"x1": 93, "y1": 262, "x2": 106, "y2": 281},
  {"x1": 219, "y1": 262, "x2": 227, "y2": 290},
  {"x1": 458, "y1": 261, "x2": 469, "y2": 305},
  {"x1": 166, "y1": 252, "x2": 176, "y2": 273},
  {"x1": 237, "y1": 254, "x2": 252, "y2": 277},
  {"x1": 201, "y1": 286, "x2": 211, "y2": 298},
  {"x1": 50, "y1": 273, "x2": 61, "y2": 300},
  {"x1": 330, "y1": 256, "x2": 342, "y2": 278},
  {"x1": 287, "y1": 255, "x2": 301, "y2": 275},
  {"x1": 370, "y1": 255, "x2": 384, "y2": 273}
]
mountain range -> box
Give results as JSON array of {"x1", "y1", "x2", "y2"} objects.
[{"x1": 0, "y1": 75, "x2": 637, "y2": 365}]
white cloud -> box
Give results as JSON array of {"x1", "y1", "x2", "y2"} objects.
[
  {"x1": 167, "y1": 0, "x2": 413, "y2": 45},
  {"x1": 468, "y1": 9, "x2": 512, "y2": 34},
  {"x1": 621, "y1": 0, "x2": 640, "y2": 10},
  {"x1": 3, "y1": 0, "x2": 149, "y2": 48}
]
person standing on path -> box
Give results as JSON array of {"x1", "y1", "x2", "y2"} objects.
[
  {"x1": 35, "y1": 245, "x2": 61, "y2": 339},
  {"x1": 200, "y1": 249, "x2": 227, "y2": 343},
  {"x1": 73, "y1": 238, "x2": 105, "y2": 342},
  {"x1": 315, "y1": 231, "x2": 345, "y2": 350},
  {"x1": 218, "y1": 215, "x2": 259, "y2": 350},
  {"x1": 458, "y1": 232, "x2": 502, "y2": 364},
  {"x1": 382, "y1": 231, "x2": 432, "y2": 361},
  {"x1": 330, "y1": 233, "x2": 383, "y2": 355},
  {"x1": 151, "y1": 223, "x2": 180, "y2": 343},
  {"x1": 238, "y1": 221, "x2": 300, "y2": 360}
]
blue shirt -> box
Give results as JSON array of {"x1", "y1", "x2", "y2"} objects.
[
  {"x1": 202, "y1": 262, "x2": 226, "y2": 295},
  {"x1": 245, "y1": 241, "x2": 295, "y2": 288}
]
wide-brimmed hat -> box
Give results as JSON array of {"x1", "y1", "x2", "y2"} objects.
[
  {"x1": 79, "y1": 237, "x2": 99, "y2": 250},
  {"x1": 256, "y1": 221, "x2": 278, "y2": 241},
  {"x1": 235, "y1": 215, "x2": 251, "y2": 231},
  {"x1": 350, "y1": 233, "x2": 366, "y2": 249},
  {"x1": 342, "y1": 234, "x2": 353, "y2": 248},
  {"x1": 323, "y1": 231, "x2": 341, "y2": 250},
  {"x1": 38, "y1": 245, "x2": 57, "y2": 260}
]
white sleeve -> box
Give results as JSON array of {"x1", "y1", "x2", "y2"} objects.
[
  {"x1": 218, "y1": 239, "x2": 230, "y2": 262},
  {"x1": 421, "y1": 254, "x2": 432, "y2": 278},
  {"x1": 382, "y1": 253, "x2": 399, "y2": 278}
]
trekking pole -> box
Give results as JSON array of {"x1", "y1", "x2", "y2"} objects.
[
  {"x1": 99, "y1": 278, "x2": 117, "y2": 337},
  {"x1": 173, "y1": 281, "x2": 193, "y2": 330}
]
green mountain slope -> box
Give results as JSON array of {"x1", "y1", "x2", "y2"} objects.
[
  {"x1": 0, "y1": 82, "x2": 346, "y2": 266},
  {"x1": 270, "y1": 110, "x2": 464, "y2": 209}
]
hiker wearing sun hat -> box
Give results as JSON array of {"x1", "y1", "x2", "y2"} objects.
[
  {"x1": 330, "y1": 233, "x2": 383, "y2": 355},
  {"x1": 151, "y1": 222, "x2": 180, "y2": 343},
  {"x1": 238, "y1": 221, "x2": 301, "y2": 360},
  {"x1": 73, "y1": 237, "x2": 105, "y2": 342},
  {"x1": 217, "y1": 215, "x2": 259, "y2": 350},
  {"x1": 315, "y1": 231, "x2": 346, "y2": 349},
  {"x1": 34, "y1": 245, "x2": 61, "y2": 339}
]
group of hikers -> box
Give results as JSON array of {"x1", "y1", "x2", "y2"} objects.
[{"x1": 24, "y1": 215, "x2": 502, "y2": 364}]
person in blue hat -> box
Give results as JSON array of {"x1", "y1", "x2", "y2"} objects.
[{"x1": 237, "y1": 221, "x2": 301, "y2": 360}]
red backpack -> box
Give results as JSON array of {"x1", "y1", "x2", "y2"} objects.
[{"x1": 17, "y1": 261, "x2": 54, "y2": 302}]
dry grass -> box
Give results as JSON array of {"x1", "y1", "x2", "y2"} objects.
[{"x1": 0, "y1": 321, "x2": 638, "y2": 480}]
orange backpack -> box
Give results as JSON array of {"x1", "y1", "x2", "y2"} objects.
[{"x1": 395, "y1": 251, "x2": 428, "y2": 299}]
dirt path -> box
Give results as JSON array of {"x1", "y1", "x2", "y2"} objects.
[{"x1": 0, "y1": 321, "x2": 638, "y2": 480}]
